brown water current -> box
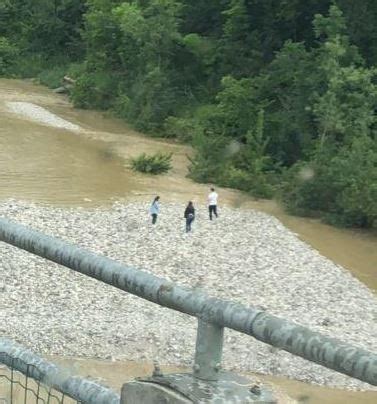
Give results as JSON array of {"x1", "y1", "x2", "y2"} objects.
[{"x1": 0, "y1": 78, "x2": 376, "y2": 402}]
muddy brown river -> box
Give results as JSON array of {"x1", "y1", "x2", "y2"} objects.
[{"x1": 0, "y1": 79, "x2": 376, "y2": 403}]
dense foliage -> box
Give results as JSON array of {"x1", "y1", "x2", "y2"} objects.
[
  {"x1": 1, "y1": 1, "x2": 376, "y2": 228},
  {"x1": 130, "y1": 152, "x2": 172, "y2": 174}
]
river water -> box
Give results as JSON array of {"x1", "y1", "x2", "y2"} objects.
[{"x1": 0, "y1": 79, "x2": 376, "y2": 402}]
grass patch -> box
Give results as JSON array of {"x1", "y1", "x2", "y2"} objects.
[{"x1": 130, "y1": 152, "x2": 173, "y2": 174}]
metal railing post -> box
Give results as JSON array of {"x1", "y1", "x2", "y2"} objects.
[{"x1": 193, "y1": 320, "x2": 224, "y2": 381}]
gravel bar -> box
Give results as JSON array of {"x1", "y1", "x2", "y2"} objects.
[
  {"x1": 6, "y1": 102, "x2": 81, "y2": 131},
  {"x1": 0, "y1": 200, "x2": 376, "y2": 390}
]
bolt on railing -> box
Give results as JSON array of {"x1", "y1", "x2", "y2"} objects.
[{"x1": 0, "y1": 217, "x2": 376, "y2": 388}]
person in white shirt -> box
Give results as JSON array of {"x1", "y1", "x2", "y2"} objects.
[
  {"x1": 207, "y1": 187, "x2": 218, "y2": 220},
  {"x1": 149, "y1": 196, "x2": 160, "y2": 224}
]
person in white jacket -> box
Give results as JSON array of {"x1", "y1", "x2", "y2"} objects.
[
  {"x1": 208, "y1": 187, "x2": 218, "y2": 220},
  {"x1": 150, "y1": 196, "x2": 160, "y2": 224}
]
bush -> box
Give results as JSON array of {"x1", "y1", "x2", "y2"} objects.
[
  {"x1": 126, "y1": 68, "x2": 178, "y2": 133},
  {"x1": 281, "y1": 136, "x2": 377, "y2": 228},
  {"x1": 188, "y1": 132, "x2": 228, "y2": 183},
  {"x1": 163, "y1": 116, "x2": 197, "y2": 142},
  {"x1": 280, "y1": 162, "x2": 324, "y2": 217},
  {"x1": 130, "y1": 152, "x2": 173, "y2": 174},
  {"x1": 71, "y1": 71, "x2": 118, "y2": 110},
  {"x1": 0, "y1": 37, "x2": 19, "y2": 75},
  {"x1": 11, "y1": 54, "x2": 44, "y2": 77},
  {"x1": 113, "y1": 93, "x2": 132, "y2": 120},
  {"x1": 67, "y1": 62, "x2": 87, "y2": 80},
  {"x1": 37, "y1": 65, "x2": 67, "y2": 88},
  {"x1": 220, "y1": 166, "x2": 276, "y2": 199}
]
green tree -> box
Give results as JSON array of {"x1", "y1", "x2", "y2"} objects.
[
  {"x1": 327, "y1": 135, "x2": 377, "y2": 227},
  {"x1": 1, "y1": 0, "x2": 86, "y2": 57},
  {"x1": 188, "y1": 131, "x2": 229, "y2": 183},
  {"x1": 258, "y1": 40, "x2": 318, "y2": 165},
  {"x1": 283, "y1": 135, "x2": 377, "y2": 228},
  {"x1": 227, "y1": 109, "x2": 275, "y2": 198},
  {"x1": 313, "y1": 5, "x2": 377, "y2": 147},
  {"x1": 338, "y1": 0, "x2": 377, "y2": 65},
  {"x1": 0, "y1": 36, "x2": 18, "y2": 75},
  {"x1": 214, "y1": 75, "x2": 257, "y2": 138}
]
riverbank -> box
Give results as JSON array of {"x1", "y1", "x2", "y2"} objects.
[
  {"x1": 1, "y1": 78, "x2": 375, "y2": 294},
  {"x1": 0, "y1": 200, "x2": 376, "y2": 391}
]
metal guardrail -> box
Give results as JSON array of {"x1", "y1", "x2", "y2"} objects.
[
  {"x1": 0, "y1": 216, "x2": 376, "y2": 394},
  {"x1": 0, "y1": 338, "x2": 120, "y2": 404},
  {"x1": 0, "y1": 353, "x2": 73, "y2": 403}
]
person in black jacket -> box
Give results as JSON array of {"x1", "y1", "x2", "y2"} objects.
[{"x1": 184, "y1": 201, "x2": 195, "y2": 232}]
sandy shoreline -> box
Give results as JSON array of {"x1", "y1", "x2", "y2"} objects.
[{"x1": 0, "y1": 200, "x2": 376, "y2": 390}]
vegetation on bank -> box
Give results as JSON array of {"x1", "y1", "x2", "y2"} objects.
[
  {"x1": 0, "y1": 1, "x2": 376, "y2": 228},
  {"x1": 130, "y1": 152, "x2": 172, "y2": 174}
]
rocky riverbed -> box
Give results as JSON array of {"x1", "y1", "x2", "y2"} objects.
[{"x1": 0, "y1": 200, "x2": 376, "y2": 390}]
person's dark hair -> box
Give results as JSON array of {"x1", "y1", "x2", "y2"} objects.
[
  {"x1": 153, "y1": 196, "x2": 160, "y2": 202},
  {"x1": 210, "y1": 187, "x2": 215, "y2": 192},
  {"x1": 187, "y1": 201, "x2": 193, "y2": 207}
]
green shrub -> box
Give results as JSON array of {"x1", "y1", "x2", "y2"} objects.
[
  {"x1": 37, "y1": 61, "x2": 85, "y2": 90},
  {"x1": 67, "y1": 62, "x2": 87, "y2": 80},
  {"x1": 281, "y1": 136, "x2": 377, "y2": 228},
  {"x1": 220, "y1": 166, "x2": 275, "y2": 199},
  {"x1": 12, "y1": 54, "x2": 44, "y2": 78},
  {"x1": 130, "y1": 152, "x2": 173, "y2": 174},
  {"x1": 188, "y1": 132, "x2": 228, "y2": 183},
  {"x1": 127, "y1": 68, "x2": 178, "y2": 133},
  {"x1": 37, "y1": 65, "x2": 67, "y2": 88},
  {"x1": 113, "y1": 93, "x2": 132, "y2": 120},
  {"x1": 0, "y1": 37, "x2": 19, "y2": 75},
  {"x1": 71, "y1": 71, "x2": 118, "y2": 110},
  {"x1": 163, "y1": 116, "x2": 197, "y2": 142},
  {"x1": 280, "y1": 163, "x2": 324, "y2": 217}
]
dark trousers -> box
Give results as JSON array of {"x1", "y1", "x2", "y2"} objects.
[
  {"x1": 186, "y1": 217, "x2": 194, "y2": 232},
  {"x1": 209, "y1": 205, "x2": 218, "y2": 220},
  {"x1": 151, "y1": 214, "x2": 157, "y2": 224}
]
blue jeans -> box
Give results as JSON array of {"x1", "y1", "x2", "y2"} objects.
[{"x1": 186, "y1": 216, "x2": 194, "y2": 232}]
